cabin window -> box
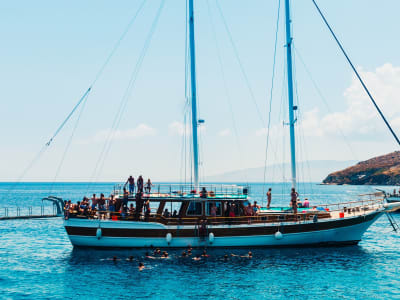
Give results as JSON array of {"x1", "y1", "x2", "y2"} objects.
[
  {"x1": 206, "y1": 202, "x2": 222, "y2": 216},
  {"x1": 187, "y1": 201, "x2": 203, "y2": 216}
]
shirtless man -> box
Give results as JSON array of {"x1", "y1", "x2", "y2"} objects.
[
  {"x1": 267, "y1": 188, "x2": 272, "y2": 209},
  {"x1": 125, "y1": 175, "x2": 135, "y2": 195},
  {"x1": 291, "y1": 188, "x2": 298, "y2": 214}
]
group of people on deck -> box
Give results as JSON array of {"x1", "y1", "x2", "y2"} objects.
[{"x1": 125, "y1": 175, "x2": 153, "y2": 195}]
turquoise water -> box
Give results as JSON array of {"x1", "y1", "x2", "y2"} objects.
[{"x1": 0, "y1": 182, "x2": 399, "y2": 299}]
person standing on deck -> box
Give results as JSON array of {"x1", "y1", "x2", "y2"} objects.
[
  {"x1": 125, "y1": 175, "x2": 135, "y2": 195},
  {"x1": 144, "y1": 179, "x2": 153, "y2": 194},
  {"x1": 137, "y1": 175, "x2": 144, "y2": 193},
  {"x1": 291, "y1": 188, "x2": 298, "y2": 214},
  {"x1": 267, "y1": 188, "x2": 272, "y2": 209}
]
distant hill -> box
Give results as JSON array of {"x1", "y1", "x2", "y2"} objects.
[
  {"x1": 323, "y1": 151, "x2": 400, "y2": 185},
  {"x1": 205, "y1": 160, "x2": 356, "y2": 182}
]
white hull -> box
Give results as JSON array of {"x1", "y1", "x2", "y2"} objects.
[{"x1": 64, "y1": 211, "x2": 382, "y2": 248}]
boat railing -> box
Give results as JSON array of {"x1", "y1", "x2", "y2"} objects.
[
  {"x1": 310, "y1": 196, "x2": 383, "y2": 213},
  {"x1": 112, "y1": 183, "x2": 249, "y2": 198}
]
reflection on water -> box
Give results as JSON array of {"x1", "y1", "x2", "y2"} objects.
[{"x1": 0, "y1": 183, "x2": 400, "y2": 299}]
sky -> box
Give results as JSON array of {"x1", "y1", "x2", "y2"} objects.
[{"x1": 1, "y1": 0, "x2": 400, "y2": 182}]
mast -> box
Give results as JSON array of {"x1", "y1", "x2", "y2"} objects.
[
  {"x1": 188, "y1": 0, "x2": 200, "y2": 189},
  {"x1": 284, "y1": 0, "x2": 297, "y2": 189}
]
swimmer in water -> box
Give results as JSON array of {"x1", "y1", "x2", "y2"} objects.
[
  {"x1": 181, "y1": 251, "x2": 187, "y2": 257},
  {"x1": 154, "y1": 248, "x2": 161, "y2": 256},
  {"x1": 161, "y1": 252, "x2": 169, "y2": 259},
  {"x1": 223, "y1": 254, "x2": 229, "y2": 262},
  {"x1": 145, "y1": 251, "x2": 156, "y2": 259},
  {"x1": 201, "y1": 250, "x2": 209, "y2": 257},
  {"x1": 127, "y1": 256, "x2": 134, "y2": 261},
  {"x1": 193, "y1": 254, "x2": 201, "y2": 261},
  {"x1": 187, "y1": 249, "x2": 192, "y2": 256},
  {"x1": 138, "y1": 262, "x2": 145, "y2": 271}
]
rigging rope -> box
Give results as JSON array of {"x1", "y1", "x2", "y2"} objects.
[
  {"x1": 6, "y1": 87, "x2": 91, "y2": 201},
  {"x1": 262, "y1": 0, "x2": 281, "y2": 200},
  {"x1": 215, "y1": 0, "x2": 266, "y2": 126},
  {"x1": 49, "y1": 93, "x2": 90, "y2": 193},
  {"x1": 293, "y1": 46, "x2": 359, "y2": 161},
  {"x1": 311, "y1": 0, "x2": 400, "y2": 147},
  {"x1": 87, "y1": 0, "x2": 166, "y2": 190},
  {"x1": 206, "y1": 0, "x2": 248, "y2": 184}
]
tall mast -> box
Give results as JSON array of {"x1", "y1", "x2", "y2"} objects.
[
  {"x1": 284, "y1": 0, "x2": 297, "y2": 189},
  {"x1": 188, "y1": 0, "x2": 200, "y2": 188}
]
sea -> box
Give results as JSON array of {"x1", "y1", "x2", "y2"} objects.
[{"x1": 0, "y1": 182, "x2": 399, "y2": 299}]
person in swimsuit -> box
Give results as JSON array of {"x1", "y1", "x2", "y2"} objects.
[
  {"x1": 137, "y1": 175, "x2": 144, "y2": 193},
  {"x1": 267, "y1": 188, "x2": 272, "y2": 209},
  {"x1": 138, "y1": 262, "x2": 145, "y2": 271},
  {"x1": 125, "y1": 175, "x2": 135, "y2": 195},
  {"x1": 252, "y1": 201, "x2": 260, "y2": 215},
  {"x1": 291, "y1": 188, "x2": 298, "y2": 214},
  {"x1": 91, "y1": 194, "x2": 97, "y2": 211},
  {"x1": 144, "y1": 179, "x2": 153, "y2": 194}
]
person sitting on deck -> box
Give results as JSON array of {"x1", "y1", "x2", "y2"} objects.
[
  {"x1": 108, "y1": 195, "x2": 115, "y2": 212},
  {"x1": 303, "y1": 198, "x2": 310, "y2": 208},
  {"x1": 252, "y1": 201, "x2": 260, "y2": 215},
  {"x1": 144, "y1": 179, "x2": 153, "y2": 194},
  {"x1": 200, "y1": 187, "x2": 208, "y2": 198},
  {"x1": 129, "y1": 203, "x2": 135, "y2": 216},
  {"x1": 163, "y1": 208, "x2": 170, "y2": 218},
  {"x1": 98, "y1": 193, "x2": 106, "y2": 211},
  {"x1": 91, "y1": 194, "x2": 97, "y2": 211},
  {"x1": 125, "y1": 175, "x2": 135, "y2": 195},
  {"x1": 229, "y1": 204, "x2": 236, "y2": 218},
  {"x1": 210, "y1": 204, "x2": 217, "y2": 217},
  {"x1": 290, "y1": 188, "x2": 298, "y2": 214}
]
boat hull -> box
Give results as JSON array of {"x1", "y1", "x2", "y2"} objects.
[{"x1": 64, "y1": 211, "x2": 381, "y2": 248}]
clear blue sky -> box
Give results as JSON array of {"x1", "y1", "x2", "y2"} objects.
[{"x1": 1, "y1": 0, "x2": 400, "y2": 182}]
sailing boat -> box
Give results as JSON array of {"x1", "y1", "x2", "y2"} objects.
[{"x1": 62, "y1": 0, "x2": 400, "y2": 248}]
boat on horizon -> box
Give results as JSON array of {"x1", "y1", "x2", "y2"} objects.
[{"x1": 59, "y1": 0, "x2": 400, "y2": 248}]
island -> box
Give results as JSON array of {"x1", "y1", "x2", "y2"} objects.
[{"x1": 323, "y1": 151, "x2": 400, "y2": 185}]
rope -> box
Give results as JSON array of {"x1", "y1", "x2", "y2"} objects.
[
  {"x1": 91, "y1": 0, "x2": 148, "y2": 87},
  {"x1": 262, "y1": 0, "x2": 281, "y2": 200},
  {"x1": 293, "y1": 46, "x2": 359, "y2": 162},
  {"x1": 49, "y1": 92, "x2": 90, "y2": 193},
  {"x1": 205, "y1": 0, "x2": 248, "y2": 184},
  {"x1": 215, "y1": 0, "x2": 265, "y2": 126},
  {"x1": 87, "y1": 0, "x2": 166, "y2": 190},
  {"x1": 311, "y1": 0, "x2": 400, "y2": 147}
]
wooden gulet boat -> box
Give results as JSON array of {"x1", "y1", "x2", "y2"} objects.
[
  {"x1": 64, "y1": 184, "x2": 398, "y2": 248},
  {"x1": 61, "y1": 0, "x2": 400, "y2": 248}
]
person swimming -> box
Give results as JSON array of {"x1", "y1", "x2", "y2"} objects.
[
  {"x1": 128, "y1": 256, "x2": 134, "y2": 261},
  {"x1": 201, "y1": 250, "x2": 209, "y2": 257},
  {"x1": 193, "y1": 254, "x2": 201, "y2": 261},
  {"x1": 181, "y1": 251, "x2": 187, "y2": 257},
  {"x1": 138, "y1": 262, "x2": 145, "y2": 271},
  {"x1": 161, "y1": 251, "x2": 169, "y2": 259},
  {"x1": 145, "y1": 251, "x2": 156, "y2": 259}
]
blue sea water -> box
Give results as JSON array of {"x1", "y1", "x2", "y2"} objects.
[{"x1": 0, "y1": 182, "x2": 399, "y2": 299}]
